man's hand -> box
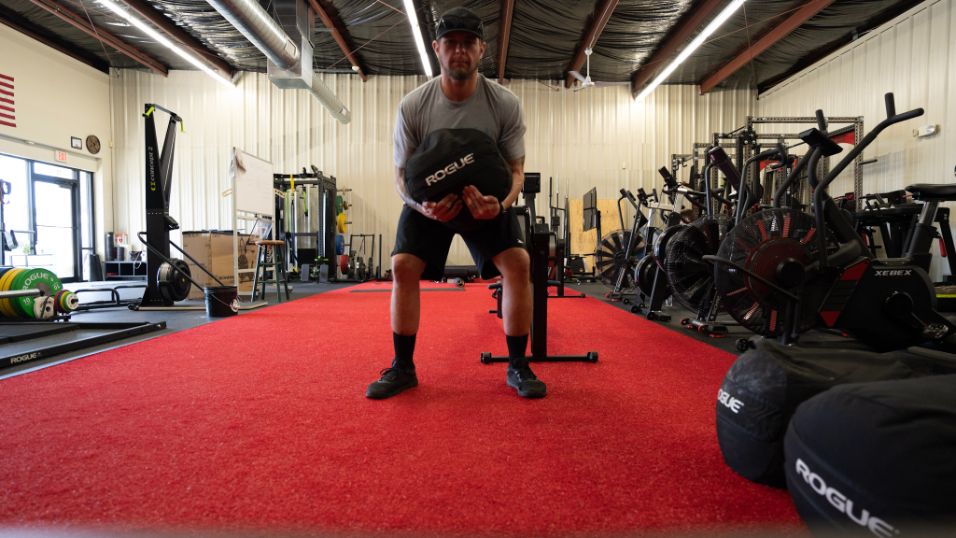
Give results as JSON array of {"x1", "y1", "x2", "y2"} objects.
[
  {"x1": 462, "y1": 185, "x2": 502, "y2": 220},
  {"x1": 420, "y1": 193, "x2": 463, "y2": 222}
]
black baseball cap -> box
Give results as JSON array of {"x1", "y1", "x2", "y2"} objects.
[{"x1": 435, "y1": 7, "x2": 484, "y2": 41}]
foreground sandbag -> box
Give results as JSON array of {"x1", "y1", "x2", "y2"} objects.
[
  {"x1": 785, "y1": 375, "x2": 956, "y2": 536},
  {"x1": 716, "y1": 337, "x2": 956, "y2": 487}
]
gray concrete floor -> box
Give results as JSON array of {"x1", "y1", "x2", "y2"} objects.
[{"x1": 572, "y1": 282, "x2": 751, "y2": 355}]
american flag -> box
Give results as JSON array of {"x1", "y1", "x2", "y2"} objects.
[{"x1": 0, "y1": 73, "x2": 14, "y2": 128}]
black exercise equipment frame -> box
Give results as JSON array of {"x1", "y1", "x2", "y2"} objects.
[
  {"x1": 481, "y1": 175, "x2": 597, "y2": 364},
  {"x1": 136, "y1": 104, "x2": 226, "y2": 309},
  {"x1": 139, "y1": 104, "x2": 182, "y2": 307}
]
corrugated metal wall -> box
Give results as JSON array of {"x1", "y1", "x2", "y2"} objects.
[
  {"x1": 757, "y1": 0, "x2": 954, "y2": 199},
  {"x1": 111, "y1": 71, "x2": 753, "y2": 264},
  {"x1": 757, "y1": 0, "x2": 954, "y2": 280}
]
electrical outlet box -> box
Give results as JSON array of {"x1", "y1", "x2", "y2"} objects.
[{"x1": 913, "y1": 124, "x2": 939, "y2": 138}]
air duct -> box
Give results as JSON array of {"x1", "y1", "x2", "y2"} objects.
[
  {"x1": 309, "y1": 74, "x2": 351, "y2": 124},
  {"x1": 206, "y1": 0, "x2": 299, "y2": 70},
  {"x1": 206, "y1": 0, "x2": 351, "y2": 124}
]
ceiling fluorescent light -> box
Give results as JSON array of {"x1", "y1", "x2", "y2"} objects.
[
  {"x1": 636, "y1": 0, "x2": 746, "y2": 102},
  {"x1": 98, "y1": 0, "x2": 235, "y2": 88},
  {"x1": 403, "y1": 0, "x2": 433, "y2": 77}
]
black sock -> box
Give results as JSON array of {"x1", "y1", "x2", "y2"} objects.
[
  {"x1": 506, "y1": 334, "x2": 529, "y2": 368},
  {"x1": 393, "y1": 333, "x2": 416, "y2": 370}
]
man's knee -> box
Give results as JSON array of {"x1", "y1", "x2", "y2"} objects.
[
  {"x1": 495, "y1": 247, "x2": 530, "y2": 280},
  {"x1": 392, "y1": 254, "x2": 425, "y2": 282}
]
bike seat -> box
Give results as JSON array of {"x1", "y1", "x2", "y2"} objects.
[{"x1": 907, "y1": 183, "x2": 956, "y2": 201}]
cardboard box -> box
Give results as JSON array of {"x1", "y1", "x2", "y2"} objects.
[{"x1": 182, "y1": 231, "x2": 259, "y2": 299}]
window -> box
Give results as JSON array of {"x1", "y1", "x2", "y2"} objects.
[
  {"x1": 33, "y1": 161, "x2": 76, "y2": 180},
  {"x1": 0, "y1": 153, "x2": 95, "y2": 282}
]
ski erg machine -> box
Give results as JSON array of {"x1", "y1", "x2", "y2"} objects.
[
  {"x1": 139, "y1": 104, "x2": 189, "y2": 307},
  {"x1": 138, "y1": 104, "x2": 226, "y2": 308}
]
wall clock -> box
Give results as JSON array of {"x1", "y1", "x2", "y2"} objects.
[{"x1": 85, "y1": 135, "x2": 101, "y2": 154}]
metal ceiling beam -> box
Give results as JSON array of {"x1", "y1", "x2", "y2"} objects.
[
  {"x1": 564, "y1": 0, "x2": 618, "y2": 88},
  {"x1": 699, "y1": 0, "x2": 834, "y2": 93},
  {"x1": 29, "y1": 0, "x2": 168, "y2": 76},
  {"x1": 497, "y1": 0, "x2": 515, "y2": 83},
  {"x1": 308, "y1": 0, "x2": 367, "y2": 82},
  {"x1": 0, "y1": 5, "x2": 109, "y2": 73},
  {"x1": 630, "y1": 0, "x2": 725, "y2": 98},
  {"x1": 119, "y1": 0, "x2": 235, "y2": 79}
]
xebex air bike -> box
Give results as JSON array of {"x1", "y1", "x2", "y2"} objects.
[{"x1": 705, "y1": 93, "x2": 956, "y2": 351}]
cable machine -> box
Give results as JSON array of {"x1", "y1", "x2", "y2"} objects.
[{"x1": 272, "y1": 166, "x2": 337, "y2": 281}]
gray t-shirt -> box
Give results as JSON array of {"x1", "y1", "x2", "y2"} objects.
[{"x1": 394, "y1": 75, "x2": 526, "y2": 169}]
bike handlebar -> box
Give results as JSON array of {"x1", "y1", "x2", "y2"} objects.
[
  {"x1": 619, "y1": 188, "x2": 636, "y2": 204},
  {"x1": 815, "y1": 109, "x2": 827, "y2": 131},
  {"x1": 707, "y1": 146, "x2": 742, "y2": 188},
  {"x1": 658, "y1": 166, "x2": 678, "y2": 189},
  {"x1": 820, "y1": 93, "x2": 923, "y2": 190}
]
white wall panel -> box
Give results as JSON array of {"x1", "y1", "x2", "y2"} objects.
[
  {"x1": 757, "y1": 0, "x2": 953, "y2": 199},
  {"x1": 757, "y1": 0, "x2": 954, "y2": 279},
  {"x1": 111, "y1": 70, "x2": 753, "y2": 265}
]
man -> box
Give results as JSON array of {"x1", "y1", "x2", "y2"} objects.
[{"x1": 366, "y1": 6, "x2": 545, "y2": 399}]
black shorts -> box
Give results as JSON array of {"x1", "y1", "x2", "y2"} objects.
[{"x1": 392, "y1": 205, "x2": 525, "y2": 281}]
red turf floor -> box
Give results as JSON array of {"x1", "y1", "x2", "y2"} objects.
[{"x1": 0, "y1": 282, "x2": 803, "y2": 536}]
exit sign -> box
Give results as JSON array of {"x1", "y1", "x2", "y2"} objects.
[{"x1": 54, "y1": 150, "x2": 67, "y2": 162}]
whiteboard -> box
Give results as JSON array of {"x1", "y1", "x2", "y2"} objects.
[{"x1": 231, "y1": 148, "x2": 273, "y2": 216}]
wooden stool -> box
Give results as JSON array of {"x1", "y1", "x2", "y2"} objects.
[{"x1": 252, "y1": 239, "x2": 290, "y2": 302}]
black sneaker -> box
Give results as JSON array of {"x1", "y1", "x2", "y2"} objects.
[
  {"x1": 506, "y1": 364, "x2": 547, "y2": 398},
  {"x1": 366, "y1": 365, "x2": 418, "y2": 399}
]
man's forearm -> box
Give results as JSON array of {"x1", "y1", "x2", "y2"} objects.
[
  {"x1": 504, "y1": 156, "x2": 525, "y2": 208},
  {"x1": 394, "y1": 166, "x2": 423, "y2": 211}
]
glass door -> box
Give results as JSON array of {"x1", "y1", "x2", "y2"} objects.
[
  {"x1": 32, "y1": 178, "x2": 79, "y2": 281},
  {"x1": 0, "y1": 155, "x2": 93, "y2": 282}
]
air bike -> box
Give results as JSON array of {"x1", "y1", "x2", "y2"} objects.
[{"x1": 705, "y1": 93, "x2": 956, "y2": 351}]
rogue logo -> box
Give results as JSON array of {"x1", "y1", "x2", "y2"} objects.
[
  {"x1": 874, "y1": 269, "x2": 912, "y2": 277},
  {"x1": 10, "y1": 352, "x2": 41, "y2": 365},
  {"x1": 425, "y1": 154, "x2": 475, "y2": 186},
  {"x1": 717, "y1": 388, "x2": 744, "y2": 414},
  {"x1": 794, "y1": 459, "x2": 898, "y2": 538},
  {"x1": 23, "y1": 272, "x2": 51, "y2": 288}
]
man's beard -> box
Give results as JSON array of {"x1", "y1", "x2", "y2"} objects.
[{"x1": 447, "y1": 62, "x2": 474, "y2": 81}]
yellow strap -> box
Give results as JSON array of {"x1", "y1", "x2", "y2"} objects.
[{"x1": 290, "y1": 174, "x2": 294, "y2": 191}]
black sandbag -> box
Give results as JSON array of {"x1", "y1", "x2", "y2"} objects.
[
  {"x1": 404, "y1": 128, "x2": 511, "y2": 232},
  {"x1": 716, "y1": 337, "x2": 956, "y2": 487},
  {"x1": 785, "y1": 375, "x2": 956, "y2": 536}
]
